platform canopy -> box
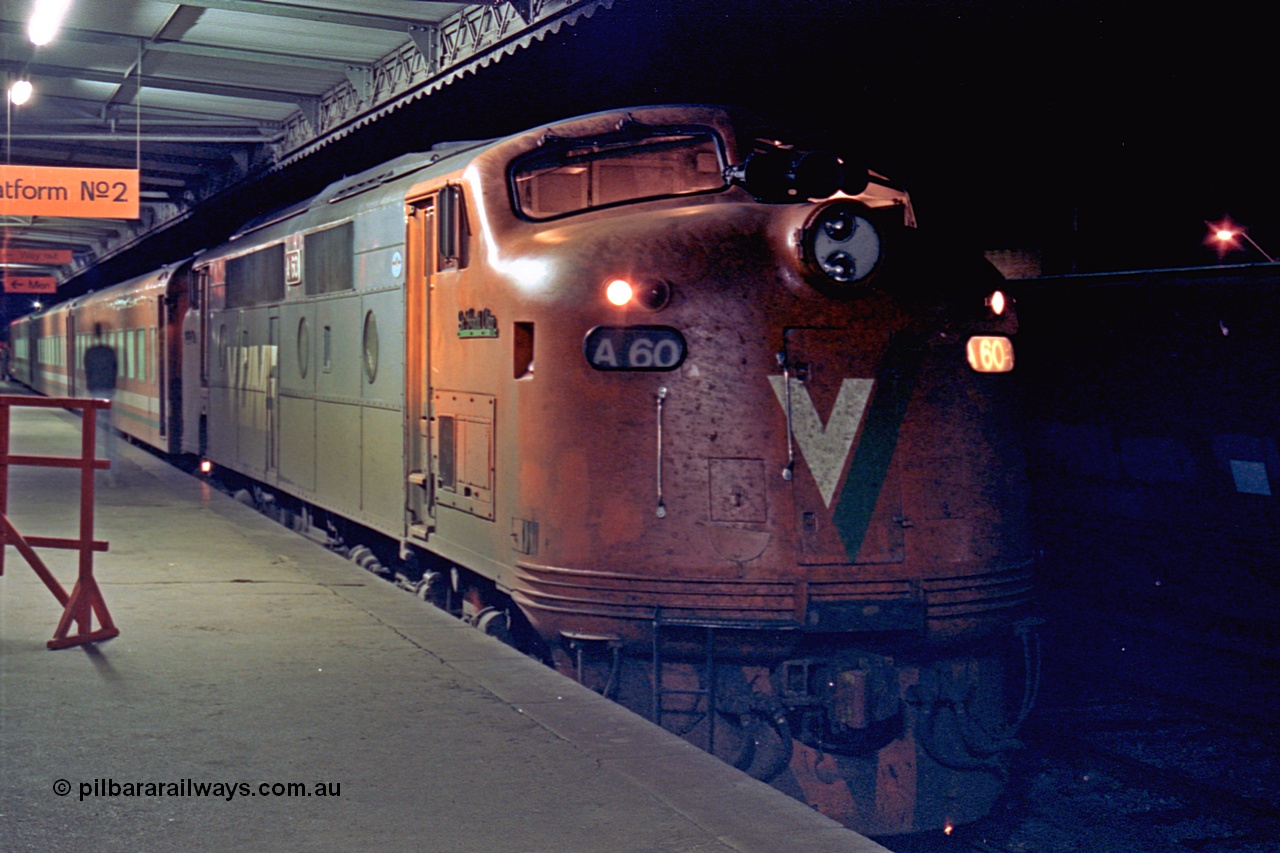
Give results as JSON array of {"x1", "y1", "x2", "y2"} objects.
[{"x1": 0, "y1": 0, "x2": 613, "y2": 288}]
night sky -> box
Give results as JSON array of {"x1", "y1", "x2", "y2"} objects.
[{"x1": 454, "y1": 0, "x2": 1280, "y2": 276}]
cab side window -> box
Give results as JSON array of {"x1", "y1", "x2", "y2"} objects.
[{"x1": 436, "y1": 185, "x2": 468, "y2": 272}]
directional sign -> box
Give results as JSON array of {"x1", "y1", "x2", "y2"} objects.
[
  {"x1": 0, "y1": 248, "x2": 73, "y2": 264},
  {"x1": 3, "y1": 276, "x2": 57, "y2": 294},
  {"x1": 0, "y1": 165, "x2": 139, "y2": 219}
]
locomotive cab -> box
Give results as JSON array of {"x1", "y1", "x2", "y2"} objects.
[{"x1": 398, "y1": 107, "x2": 1035, "y2": 836}]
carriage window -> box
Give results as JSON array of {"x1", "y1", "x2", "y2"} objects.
[
  {"x1": 511, "y1": 128, "x2": 726, "y2": 220},
  {"x1": 125, "y1": 329, "x2": 136, "y2": 379}
]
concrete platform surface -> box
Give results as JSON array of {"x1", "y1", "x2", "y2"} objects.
[{"x1": 0, "y1": 397, "x2": 889, "y2": 853}]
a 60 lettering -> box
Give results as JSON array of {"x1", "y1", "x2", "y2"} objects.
[
  {"x1": 584, "y1": 326, "x2": 687, "y2": 372},
  {"x1": 627, "y1": 336, "x2": 682, "y2": 368}
]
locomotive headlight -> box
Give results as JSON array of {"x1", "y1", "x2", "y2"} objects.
[
  {"x1": 606, "y1": 279, "x2": 633, "y2": 306},
  {"x1": 802, "y1": 202, "x2": 882, "y2": 291}
]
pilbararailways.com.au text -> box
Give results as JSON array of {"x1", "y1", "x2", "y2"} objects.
[{"x1": 54, "y1": 778, "x2": 341, "y2": 801}]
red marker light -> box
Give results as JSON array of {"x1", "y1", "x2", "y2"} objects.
[{"x1": 987, "y1": 290, "x2": 1006, "y2": 316}]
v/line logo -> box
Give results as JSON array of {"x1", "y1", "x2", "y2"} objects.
[{"x1": 768, "y1": 376, "x2": 875, "y2": 507}]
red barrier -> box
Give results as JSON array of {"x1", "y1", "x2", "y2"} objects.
[{"x1": 0, "y1": 394, "x2": 117, "y2": 649}]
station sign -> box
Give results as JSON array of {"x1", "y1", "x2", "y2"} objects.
[
  {"x1": 3, "y1": 275, "x2": 57, "y2": 294},
  {"x1": 0, "y1": 165, "x2": 140, "y2": 219},
  {"x1": 0, "y1": 247, "x2": 73, "y2": 265}
]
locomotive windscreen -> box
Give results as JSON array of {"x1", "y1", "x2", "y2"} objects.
[{"x1": 511, "y1": 129, "x2": 725, "y2": 220}]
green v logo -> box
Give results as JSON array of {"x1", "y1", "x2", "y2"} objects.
[{"x1": 768, "y1": 377, "x2": 875, "y2": 507}]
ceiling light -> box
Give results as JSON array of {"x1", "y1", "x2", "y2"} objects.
[
  {"x1": 9, "y1": 80, "x2": 33, "y2": 106},
  {"x1": 29, "y1": 0, "x2": 72, "y2": 46}
]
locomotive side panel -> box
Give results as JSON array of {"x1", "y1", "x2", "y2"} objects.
[
  {"x1": 357, "y1": 287, "x2": 405, "y2": 529},
  {"x1": 278, "y1": 299, "x2": 317, "y2": 492},
  {"x1": 198, "y1": 185, "x2": 413, "y2": 538},
  {"x1": 205, "y1": 306, "x2": 238, "y2": 467},
  {"x1": 312, "y1": 294, "x2": 363, "y2": 516},
  {"x1": 233, "y1": 306, "x2": 273, "y2": 481},
  {"x1": 424, "y1": 257, "x2": 511, "y2": 582}
]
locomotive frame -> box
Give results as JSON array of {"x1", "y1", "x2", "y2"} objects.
[{"x1": 10, "y1": 105, "x2": 1037, "y2": 837}]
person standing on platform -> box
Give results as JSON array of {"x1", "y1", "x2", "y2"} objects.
[{"x1": 84, "y1": 325, "x2": 119, "y2": 484}]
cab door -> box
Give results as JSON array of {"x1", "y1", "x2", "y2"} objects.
[{"x1": 404, "y1": 196, "x2": 435, "y2": 541}]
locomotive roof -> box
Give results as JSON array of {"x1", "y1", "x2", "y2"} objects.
[
  {"x1": 229, "y1": 142, "x2": 492, "y2": 242},
  {"x1": 221, "y1": 105, "x2": 740, "y2": 246}
]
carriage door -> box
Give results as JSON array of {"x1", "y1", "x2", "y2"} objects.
[
  {"x1": 156, "y1": 295, "x2": 167, "y2": 438},
  {"x1": 404, "y1": 196, "x2": 435, "y2": 541},
  {"x1": 65, "y1": 315, "x2": 77, "y2": 396},
  {"x1": 783, "y1": 328, "x2": 904, "y2": 566}
]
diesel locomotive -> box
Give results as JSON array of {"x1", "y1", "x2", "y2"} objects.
[{"x1": 9, "y1": 105, "x2": 1037, "y2": 836}]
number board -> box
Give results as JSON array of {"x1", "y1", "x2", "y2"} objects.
[
  {"x1": 584, "y1": 326, "x2": 687, "y2": 371},
  {"x1": 965, "y1": 336, "x2": 1015, "y2": 373}
]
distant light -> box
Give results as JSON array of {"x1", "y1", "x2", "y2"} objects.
[
  {"x1": 32, "y1": 300, "x2": 42, "y2": 310},
  {"x1": 29, "y1": 0, "x2": 72, "y2": 46},
  {"x1": 605, "y1": 279, "x2": 633, "y2": 306},
  {"x1": 1206, "y1": 217, "x2": 1275, "y2": 262},
  {"x1": 8, "y1": 80, "x2": 33, "y2": 106},
  {"x1": 200, "y1": 459, "x2": 213, "y2": 474}
]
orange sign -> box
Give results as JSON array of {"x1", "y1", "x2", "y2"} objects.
[
  {"x1": 0, "y1": 166, "x2": 139, "y2": 219},
  {"x1": 3, "y1": 276, "x2": 57, "y2": 294},
  {"x1": 0, "y1": 247, "x2": 73, "y2": 264}
]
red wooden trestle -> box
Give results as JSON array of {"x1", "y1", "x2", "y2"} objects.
[{"x1": 0, "y1": 394, "x2": 117, "y2": 649}]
